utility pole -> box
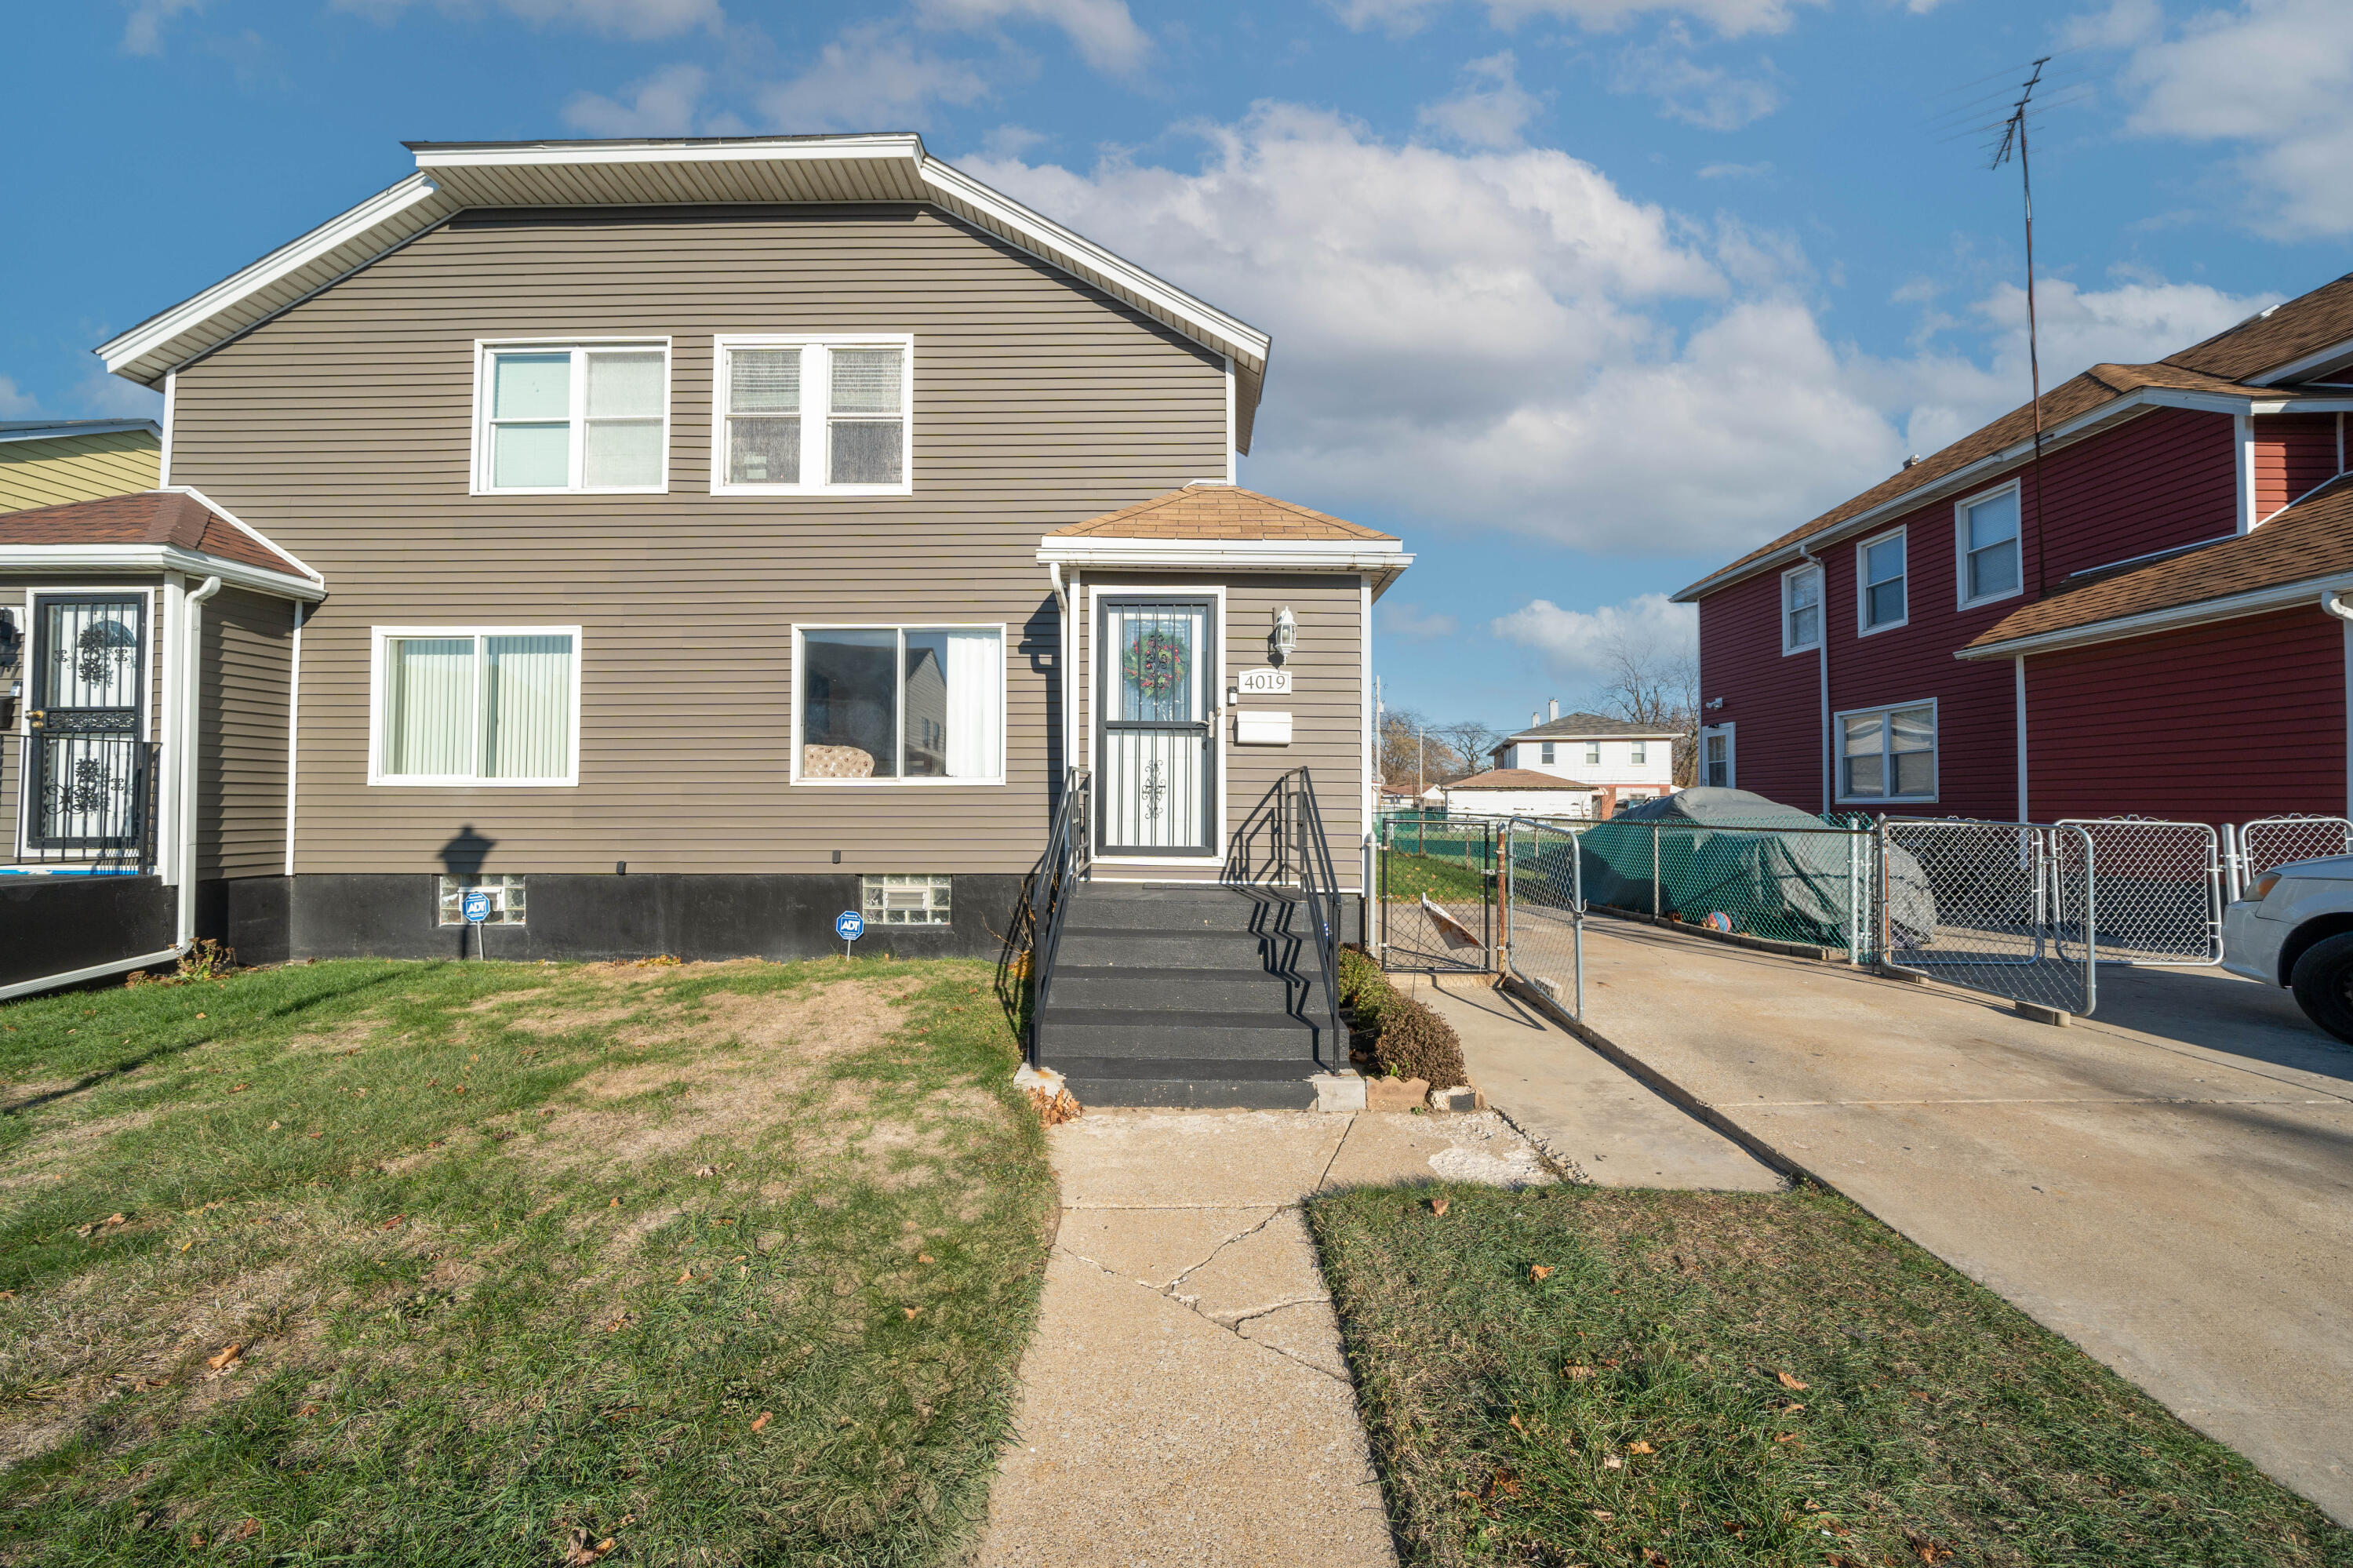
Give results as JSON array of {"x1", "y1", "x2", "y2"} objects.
[{"x1": 1993, "y1": 56, "x2": 2051, "y2": 595}]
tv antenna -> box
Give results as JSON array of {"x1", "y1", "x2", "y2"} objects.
[{"x1": 1992, "y1": 56, "x2": 2053, "y2": 591}]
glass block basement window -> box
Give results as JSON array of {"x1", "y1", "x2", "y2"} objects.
[
  {"x1": 863, "y1": 874, "x2": 951, "y2": 926},
  {"x1": 437, "y1": 874, "x2": 528, "y2": 926}
]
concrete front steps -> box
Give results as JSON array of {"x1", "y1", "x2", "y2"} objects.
[{"x1": 1036, "y1": 882, "x2": 1339, "y2": 1109}]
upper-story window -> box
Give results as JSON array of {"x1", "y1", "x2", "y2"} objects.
[
  {"x1": 1540, "y1": 741, "x2": 1555, "y2": 764},
  {"x1": 1631, "y1": 740, "x2": 1646, "y2": 765},
  {"x1": 1782, "y1": 564, "x2": 1821, "y2": 654},
  {"x1": 1585, "y1": 741, "x2": 1602, "y2": 765},
  {"x1": 1859, "y1": 529, "x2": 1907, "y2": 634},
  {"x1": 714, "y1": 336, "x2": 912, "y2": 495},
  {"x1": 1957, "y1": 484, "x2": 2023, "y2": 607},
  {"x1": 476, "y1": 341, "x2": 668, "y2": 494}
]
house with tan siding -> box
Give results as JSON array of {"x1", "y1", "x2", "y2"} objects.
[{"x1": 0, "y1": 135, "x2": 1410, "y2": 1108}]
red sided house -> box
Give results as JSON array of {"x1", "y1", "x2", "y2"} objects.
[{"x1": 1677, "y1": 271, "x2": 2353, "y2": 829}]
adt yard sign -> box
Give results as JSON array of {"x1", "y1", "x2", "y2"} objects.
[
  {"x1": 462, "y1": 891, "x2": 494, "y2": 924},
  {"x1": 835, "y1": 908, "x2": 864, "y2": 957}
]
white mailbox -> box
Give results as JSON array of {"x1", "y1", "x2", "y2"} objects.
[{"x1": 1234, "y1": 710, "x2": 1293, "y2": 745}]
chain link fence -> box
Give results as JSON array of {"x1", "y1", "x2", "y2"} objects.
[
  {"x1": 1498, "y1": 817, "x2": 1585, "y2": 1018},
  {"x1": 2235, "y1": 814, "x2": 2353, "y2": 895},
  {"x1": 1878, "y1": 820, "x2": 2095, "y2": 1015},
  {"x1": 1377, "y1": 819, "x2": 1493, "y2": 972},
  {"x1": 2056, "y1": 817, "x2": 2222, "y2": 965}
]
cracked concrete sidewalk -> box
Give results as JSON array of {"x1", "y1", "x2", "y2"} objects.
[{"x1": 974, "y1": 1108, "x2": 1552, "y2": 1567}]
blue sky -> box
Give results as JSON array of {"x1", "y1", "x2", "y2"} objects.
[{"x1": 9, "y1": 0, "x2": 2353, "y2": 730}]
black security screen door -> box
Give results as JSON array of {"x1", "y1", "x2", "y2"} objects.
[
  {"x1": 1097, "y1": 598, "x2": 1216, "y2": 855},
  {"x1": 27, "y1": 594, "x2": 146, "y2": 852}
]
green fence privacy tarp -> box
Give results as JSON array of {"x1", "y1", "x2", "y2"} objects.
[{"x1": 1562, "y1": 788, "x2": 1937, "y2": 951}]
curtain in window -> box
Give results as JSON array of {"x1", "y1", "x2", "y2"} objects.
[
  {"x1": 1889, "y1": 704, "x2": 1935, "y2": 796},
  {"x1": 829, "y1": 347, "x2": 904, "y2": 485},
  {"x1": 584, "y1": 351, "x2": 665, "y2": 488},
  {"x1": 483, "y1": 635, "x2": 573, "y2": 780},
  {"x1": 1966, "y1": 492, "x2": 2021, "y2": 600},
  {"x1": 386, "y1": 638, "x2": 475, "y2": 776},
  {"x1": 728, "y1": 347, "x2": 802, "y2": 485},
  {"x1": 944, "y1": 629, "x2": 1001, "y2": 779}
]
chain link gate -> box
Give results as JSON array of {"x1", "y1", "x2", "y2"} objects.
[
  {"x1": 2057, "y1": 817, "x2": 2224, "y2": 965},
  {"x1": 1377, "y1": 817, "x2": 1493, "y2": 972},
  {"x1": 1500, "y1": 817, "x2": 1584, "y2": 1019},
  {"x1": 2235, "y1": 815, "x2": 2353, "y2": 897},
  {"x1": 1881, "y1": 820, "x2": 2096, "y2": 1015}
]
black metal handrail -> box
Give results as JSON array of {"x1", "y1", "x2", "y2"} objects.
[
  {"x1": 1279, "y1": 767, "x2": 1347, "y2": 1070},
  {"x1": 1027, "y1": 765, "x2": 1091, "y2": 1063},
  {"x1": 4, "y1": 733, "x2": 158, "y2": 875}
]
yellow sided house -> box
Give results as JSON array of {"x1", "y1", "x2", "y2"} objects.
[
  {"x1": 0, "y1": 420, "x2": 162, "y2": 511},
  {"x1": 0, "y1": 134, "x2": 1413, "y2": 1109}
]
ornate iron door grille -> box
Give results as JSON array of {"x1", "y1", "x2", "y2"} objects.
[
  {"x1": 25, "y1": 594, "x2": 147, "y2": 853},
  {"x1": 1096, "y1": 597, "x2": 1217, "y2": 856}
]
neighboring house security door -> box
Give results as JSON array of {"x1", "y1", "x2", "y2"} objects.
[
  {"x1": 26, "y1": 595, "x2": 146, "y2": 853},
  {"x1": 1099, "y1": 599, "x2": 1214, "y2": 854}
]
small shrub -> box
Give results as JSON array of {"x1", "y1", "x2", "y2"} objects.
[
  {"x1": 1337, "y1": 946, "x2": 1381, "y2": 1006},
  {"x1": 127, "y1": 939, "x2": 238, "y2": 988},
  {"x1": 1373, "y1": 998, "x2": 1467, "y2": 1090}
]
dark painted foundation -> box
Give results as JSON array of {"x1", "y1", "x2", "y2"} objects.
[{"x1": 0, "y1": 875, "x2": 175, "y2": 988}]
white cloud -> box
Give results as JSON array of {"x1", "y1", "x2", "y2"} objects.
[
  {"x1": 564, "y1": 63, "x2": 707, "y2": 135},
  {"x1": 1697, "y1": 159, "x2": 1773, "y2": 179},
  {"x1": 329, "y1": 0, "x2": 721, "y2": 40},
  {"x1": 980, "y1": 124, "x2": 1050, "y2": 158},
  {"x1": 2092, "y1": 0, "x2": 2353, "y2": 237},
  {"x1": 1491, "y1": 593, "x2": 1695, "y2": 684},
  {"x1": 1418, "y1": 52, "x2": 1544, "y2": 149},
  {"x1": 1612, "y1": 28, "x2": 1780, "y2": 129},
  {"x1": 1380, "y1": 602, "x2": 1461, "y2": 642},
  {"x1": 757, "y1": 24, "x2": 991, "y2": 131},
  {"x1": 71, "y1": 370, "x2": 166, "y2": 420},
  {"x1": 915, "y1": 0, "x2": 1150, "y2": 73},
  {"x1": 122, "y1": 0, "x2": 202, "y2": 54},
  {"x1": 0, "y1": 377, "x2": 40, "y2": 418},
  {"x1": 1331, "y1": 0, "x2": 1821, "y2": 41}
]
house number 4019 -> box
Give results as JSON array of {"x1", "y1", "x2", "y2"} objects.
[{"x1": 1236, "y1": 668, "x2": 1292, "y2": 696}]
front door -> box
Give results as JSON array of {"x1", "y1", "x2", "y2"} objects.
[
  {"x1": 25, "y1": 594, "x2": 147, "y2": 854},
  {"x1": 1098, "y1": 598, "x2": 1216, "y2": 855}
]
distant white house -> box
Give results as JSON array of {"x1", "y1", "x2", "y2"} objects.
[
  {"x1": 1489, "y1": 702, "x2": 1678, "y2": 816},
  {"x1": 1440, "y1": 768, "x2": 1602, "y2": 820}
]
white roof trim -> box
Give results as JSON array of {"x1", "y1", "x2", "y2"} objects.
[
  {"x1": 1955, "y1": 576, "x2": 2353, "y2": 660},
  {"x1": 0, "y1": 420, "x2": 159, "y2": 445},
  {"x1": 0, "y1": 544, "x2": 325, "y2": 602},
  {"x1": 1038, "y1": 537, "x2": 1409, "y2": 574},
  {"x1": 166, "y1": 485, "x2": 326, "y2": 588},
  {"x1": 2247, "y1": 332, "x2": 2353, "y2": 387},
  {"x1": 410, "y1": 133, "x2": 921, "y2": 170}
]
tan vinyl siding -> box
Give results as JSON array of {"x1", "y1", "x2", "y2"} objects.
[
  {"x1": 1078, "y1": 572, "x2": 1366, "y2": 889},
  {"x1": 167, "y1": 205, "x2": 1228, "y2": 875},
  {"x1": 198, "y1": 588, "x2": 293, "y2": 879},
  {"x1": 0, "y1": 432, "x2": 162, "y2": 511}
]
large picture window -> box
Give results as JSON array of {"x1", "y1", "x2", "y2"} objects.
[
  {"x1": 475, "y1": 342, "x2": 668, "y2": 493},
  {"x1": 714, "y1": 337, "x2": 912, "y2": 494},
  {"x1": 795, "y1": 625, "x2": 1002, "y2": 784},
  {"x1": 1782, "y1": 564, "x2": 1821, "y2": 654},
  {"x1": 371, "y1": 628, "x2": 580, "y2": 786},
  {"x1": 1858, "y1": 528, "x2": 1907, "y2": 633},
  {"x1": 1958, "y1": 485, "x2": 2023, "y2": 606},
  {"x1": 1838, "y1": 702, "x2": 1935, "y2": 802}
]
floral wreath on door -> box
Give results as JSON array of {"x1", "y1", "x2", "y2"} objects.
[{"x1": 1122, "y1": 628, "x2": 1188, "y2": 701}]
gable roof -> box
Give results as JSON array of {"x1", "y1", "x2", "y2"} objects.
[
  {"x1": 1444, "y1": 768, "x2": 1601, "y2": 791},
  {"x1": 0, "y1": 491, "x2": 319, "y2": 593},
  {"x1": 0, "y1": 420, "x2": 159, "y2": 446},
  {"x1": 93, "y1": 134, "x2": 1272, "y2": 451},
  {"x1": 1677, "y1": 271, "x2": 2353, "y2": 603},
  {"x1": 1502, "y1": 711, "x2": 1679, "y2": 743},
  {"x1": 1047, "y1": 485, "x2": 1395, "y2": 542},
  {"x1": 1959, "y1": 475, "x2": 2353, "y2": 657}
]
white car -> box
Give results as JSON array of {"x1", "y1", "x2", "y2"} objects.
[{"x1": 2222, "y1": 853, "x2": 2353, "y2": 1042}]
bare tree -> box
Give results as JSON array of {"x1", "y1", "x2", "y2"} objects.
[
  {"x1": 1378, "y1": 708, "x2": 1471, "y2": 791},
  {"x1": 1590, "y1": 631, "x2": 1700, "y2": 785},
  {"x1": 1431, "y1": 719, "x2": 1505, "y2": 775}
]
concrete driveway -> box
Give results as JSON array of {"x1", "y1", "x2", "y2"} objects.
[{"x1": 1534, "y1": 916, "x2": 2353, "y2": 1523}]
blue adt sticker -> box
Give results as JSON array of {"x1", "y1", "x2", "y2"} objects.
[
  {"x1": 835, "y1": 909, "x2": 865, "y2": 942},
  {"x1": 462, "y1": 891, "x2": 494, "y2": 925}
]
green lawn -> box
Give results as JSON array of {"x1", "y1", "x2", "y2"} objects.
[
  {"x1": 1380, "y1": 851, "x2": 1491, "y2": 905},
  {"x1": 1311, "y1": 1184, "x2": 2349, "y2": 1568},
  {"x1": 0, "y1": 956, "x2": 1053, "y2": 1566}
]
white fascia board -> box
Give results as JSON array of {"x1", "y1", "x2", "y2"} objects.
[
  {"x1": 1672, "y1": 385, "x2": 2267, "y2": 604},
  {"x1": 1956, "y1": 575, "x2": 2353, "y2": 660},
  {"x1": 165, "y1": 485, "x2": 327, "y2": 588},
  {"x1": 2248, "y1": 333, "x2": 2353, "y2": 387},
  {"x1": 96, "y1": 175, "x2": 446, "y2": 380},
  {"x1": 0, "y1": 420, "x2": 159, "y2": 445},
  {"x1": 410, "y1": 134, "x2": 922, "y2": 171},
  {"x1": 0, "y1": 545, "x2": 325, "y2": 602},
  {"x1": 926, "y1": 158, "x2": 1271, "y2": 373},
  {"x1": 1037, "y1": 537, "x2": 1408, "y2": 573}
]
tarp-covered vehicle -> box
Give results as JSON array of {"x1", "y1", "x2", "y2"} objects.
[{"x1": 1569, "y1": 788, "x2": 1936, "y2": 951}]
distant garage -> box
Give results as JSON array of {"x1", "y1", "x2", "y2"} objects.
[{"x1": 1440, "y1": 767, "x2": 1602, "y2": 820}]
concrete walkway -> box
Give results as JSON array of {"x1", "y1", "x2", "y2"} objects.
[
  {"x1": 975, "y1": 1108, "x2": 1551, "y2": 1567},
  {"x1": 1562, "y1": 915, "x2": 2353, "y2": 1523}
]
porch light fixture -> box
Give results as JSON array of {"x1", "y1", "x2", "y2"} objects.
[{"x1": 1270, "y1": 606, "x2": 1299, "y2": 664}]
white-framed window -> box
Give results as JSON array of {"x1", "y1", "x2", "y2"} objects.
[
  {"x1": 1540, "y1": 741, "x2": 1555, "y2": 764},
  {"x1": 369, "y1": 627, "x2": 581, "y2": 787},
  {"x1": 1956, "y1": 482, "x2": 2024, "y2": 608},
  {"x1": 1585, "y1": 740, "x2": 1602, "y2": 765},
  {"x1": 793, "y1": 624, "x2": 1004, "y2": 784},
  {"x1": 1781, "y1": 563, "x2": 1822, "y2": 654},
  {"x1": 1837, "y1": 700, "x2": 1935, "y2": 802},
  {"x1": 1700, "y1": 722, "x2": 1735, "y2": 789},
  {"x1": 473, "y1": 340, "x2": 669, "y2": 494},
  {"x1": 712, "y1": 335, "x2": 913, "y2": 495},
  {"x1": 1631, "y1": 740, "x2": 1647, "y2": 765},
  {"x1": 1857, "y1": 528, "x2": 1907, "y2": 635}
]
